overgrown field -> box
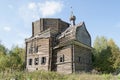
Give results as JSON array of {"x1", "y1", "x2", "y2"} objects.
[{"x1": 0, "y1": 70, "x2": 120, "y2": 80}]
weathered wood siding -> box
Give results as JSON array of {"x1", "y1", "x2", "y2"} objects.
[
  {"x1": 59, "y1": 20, "x2": 69, "y2": 32},
  {"x1": 76, "y1": 25, "x2": 91, "y2": 46},
  {"x1": 26, "y1": 38, "x2": 50, "y2": 71},
  {"x1": 74, "y1": 45, "x2": 92, "y2": 72},
  {"x1": 56, "y1": 45, "x2": 72, "y2": 74},
  {"x1": 33, "y1": 20, "x2": 41, "y2": 36}
]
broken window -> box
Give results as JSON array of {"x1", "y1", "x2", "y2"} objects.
[
  {"x1": 29, "y1": 59, "x2": 32, "y2": 65},
  {"x1": 41, "y1": 57, "x2": 46, "y2": 64},
  {"x1": 34, "y1": 58, "x2": 39, "y2": 65},
  {"x1": 60, "y1": 55, "x2": 64, "y2": 62}
]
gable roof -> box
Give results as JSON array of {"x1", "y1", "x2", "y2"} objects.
[{"x1": 57, "y1": 21, "x2": 91, "y2": 47}]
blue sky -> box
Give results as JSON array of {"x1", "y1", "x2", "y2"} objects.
[{"x1": 0, "y1": 0, "x2": 120, "y2": 49}]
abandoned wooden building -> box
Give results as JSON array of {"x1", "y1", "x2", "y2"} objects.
[{"x1": 25, "y1": 13, "x2": 92, "y2": 74}]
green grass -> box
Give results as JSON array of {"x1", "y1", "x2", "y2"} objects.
[{"x1": 0, "y1": 70, "x2": 119, "y2": 80}]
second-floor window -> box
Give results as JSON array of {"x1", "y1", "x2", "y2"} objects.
[
  {"x1": 29, "y1": 47, "x2": 33, "y2": 54},
  {"x1": 34, "y1": 46, "x2": 38, "y2": 53}
]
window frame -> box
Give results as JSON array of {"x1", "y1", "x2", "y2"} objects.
[
  {"x1": 34, "y1": 46, "x2": 38, "y2": 53},
  {"x1": 59, "y1": 55, "x2": 64, "y2": 62},
  {"x1": 34, "y1": 58, "x2": 39, "y2": 65},
  {"x1": 41, "y1": 57, "x2": 46, "y2": 65},
  {"x1": 29, "y1": 58, "x2": 32, "y2": 65}
]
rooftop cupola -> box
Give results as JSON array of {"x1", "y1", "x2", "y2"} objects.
[{"x1": 70, "y1": 7, "x2": 76, "y2": 26}]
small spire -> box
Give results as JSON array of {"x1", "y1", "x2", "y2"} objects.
[{"x1": 70, "y1": 7, "x2": 76, "y2": 26}]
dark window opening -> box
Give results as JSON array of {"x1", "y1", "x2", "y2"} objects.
[
  {"x1": 78, "y1": 57, "x2": 81, "y2": 62},
  {"x1": 60, "y1": 55, "x2": 64, "y2": 62},
  {"x1": 29, "y1": 59, "x2": 32, "y2": 65},
  {"x1": 41, "y1": 57, "x2": 46, "y2": 64},
  {"x1": 60, "y1": 57, "x2": 63, "y2": 62},
  {"x1": 34, "y1": 58, "x2": 39, "y2": 65}
]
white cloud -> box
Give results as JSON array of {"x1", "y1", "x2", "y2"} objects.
[
  {"x1": 28, "y1": 2, "x2": 37, "y2": 10},
  {"x1": 19, "y1": 3, "x2": 39, "y2": 23},
  {"x1": 38, "y1": 1, "x2": 63, "y2": 17},
  {"x1": 18, "y1": 1, "x2": 64, "y2": 23},
  {"x1": 3, "y1": 26, "x2": 11, "y2": 32}
]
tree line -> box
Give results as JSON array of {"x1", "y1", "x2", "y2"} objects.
[
  {"x1": 0, "y1": 36, "x2": 120, "y2": 74},
  {"x1": 93, "y1": 36, "x2": 120, "y2": 73},
  {"x1": 0, "y1": 43, "x2": 25, "y2": 75}
]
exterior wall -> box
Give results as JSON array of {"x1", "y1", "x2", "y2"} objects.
[
  {"x1": 43, "y1": 19, "x2": 58, "y2": 34},
  {"x1": 59, "y1": 20, "x2": 69, "y2": 32},
  {"x1": 43, "y1": 19, "x2": 69, "y2": 34},
  {"x1": 76, "y1": 25, "x2": 91, "y2": 46},
  {"x1": 26, "y1": 38, "x2": 50, "y2": 71},
  {"x1": 74, "y1": 45, "x2": 92, "y2": 72},
  {"x1": 32, "y1": 18, "x2": 69, "y2": 37},
  {"x1": 33, "y1": 20, "x2": 41, "y2": 36},
  {"x1": 56, "y1": 45, "x2": 72, "y2": 74}
]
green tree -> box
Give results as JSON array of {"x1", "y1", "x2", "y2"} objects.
[
  {"x1": 93, "y1": 36, "x2": 113, "y2": 73},
  {"x1": 0, "y1": 42, "x2": 8, "y2": 73},
  {"x1": 9, "y1": 45, "x2": 25, "y2": 72},
  {"x1": 0, "y1": 53, "x2": 10, "y2": 77},
  {"x1": 108, "y1": 39, "x2": 120, "y2": 71},
  {"x1": 93, "y1": 36, "x2": 120, "y2": 73}
]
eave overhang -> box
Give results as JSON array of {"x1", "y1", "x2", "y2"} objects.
[{"x1": 54, "y1": 39, "x2": 92, "y2": 50}]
